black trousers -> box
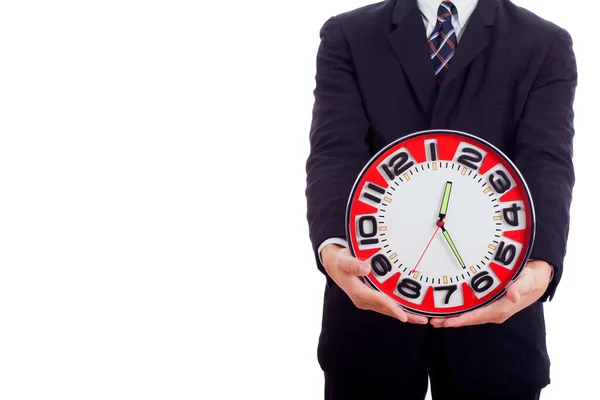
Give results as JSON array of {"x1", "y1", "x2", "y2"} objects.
[{"x1": 324, "y1": 326, "x2": 542, "y2": 400}]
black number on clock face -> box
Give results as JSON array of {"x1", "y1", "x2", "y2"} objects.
[
  {"x1": 397, "y1": 279, "x2": 421, "y2": 299},
  {"x1": 457, "y1": 147, "x2": 483, "y2": 170},
  {"x1": 502, "y1": 203, "x2": 522, "y2": 227},
  {"x1": 429, "y1": 143, "x2": 438, "y2": 161},
  {"x1": 358, "y1": 216, "x2": 378, "y2": 245},
  {"x1": 363, "y1": 182, "x2": 385, "y2": 204},
  {"x1": 434, "y1": 285, "x2": 458, "y2": 305},
  {"x1": 471, "y1": 271, "x2": 494, "y2": 293},
  {"x1": 494, "y1": 241, "x2": 517, "y2": 265},
  {"x1": 424, "y1": 139, "x2": 438, "y2": 161},
  {"x1": 371, "y1": 254, "x2": 392, "y2": 276},
  {"x1": 381, "y1": 151, "x2": 415, "y2": 180},
  {"x1": 489, "y1": 170, "x2": 511, "y2": 194}
]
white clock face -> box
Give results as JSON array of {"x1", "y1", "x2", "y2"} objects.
[{"x1": 347, "y1": 131, "x2": 535, "y2": 316}]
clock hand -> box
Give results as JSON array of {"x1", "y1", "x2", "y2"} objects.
[
  {"x1": 436, "y1": 181, "x2": 465, "y2": 269},
  {"x1": 411, "y1": 219, "x2": 444, "y2": 274},
  {"x1": 440, "y1": 225, "x2": 467, "y2": 269},
  {"x1": 438, "y1": 181, "x2": 453, "y2": 220},
  {"x1": 411, "y1": 182, "x2": 457, "y2": 274}
]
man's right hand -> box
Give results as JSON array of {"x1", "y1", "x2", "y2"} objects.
[{"x1": 321, "y1": 244, "x2": 428, "y2": 324}]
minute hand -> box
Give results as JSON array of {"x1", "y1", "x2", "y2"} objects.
[{"x1": 440, "y1": 226, "x2": 467, "y2": 269}]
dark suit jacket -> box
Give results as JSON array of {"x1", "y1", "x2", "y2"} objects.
[{"x1": 305, "y1": 0, "x2": 577, "y2": 396}]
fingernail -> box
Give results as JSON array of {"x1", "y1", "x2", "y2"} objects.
[
  {"x1": 359, "y1": 263, "x2": 368, "y2": 274},
  {"x1": 394, "y1": 311, "x2": 408, "y2": 322}
]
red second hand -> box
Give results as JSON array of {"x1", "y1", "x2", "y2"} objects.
[{"x1": 411, "y1": 218, "x2": 445, "y2": 274}]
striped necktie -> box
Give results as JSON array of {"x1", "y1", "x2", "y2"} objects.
[{"x1": 428, "y1": 1, "x2": 458, "y2": 86}]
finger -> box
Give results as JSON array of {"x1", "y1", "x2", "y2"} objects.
[
  {"x1": 506, "y1": 267, "x2": 536, "y2": 304},
  {"x1": 355, "y1": 281, "x2": 428, "y2": 323},
  {"x1": 405, "y1": 312, "x2": 429, "y2": 325},
  {"x1": 355, "y1": 283, "x2": 408, "y2": 322},
  {"x1": 337, "y1": 249, "x2": 371, "y2": 277},
  {"x1": 374, "y1": 304, "x2": 402, "y2": 319},
  {"x1": 430, "y1": 317, "x2": 445, "y2": 328},
  {"x1": 369, "y1": 293, "x2": 408, "y2": 322},
  {"x1": 439, "y1": 308, "x2": 488, "y2": 328},
  {"x1": 438, "y1": 297, "x2": 514, "y2": 328},
  {"x1": 354, "y1": 280, "x2": 428, "y2": 324}
]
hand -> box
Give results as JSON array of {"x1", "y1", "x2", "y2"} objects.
[
  {"x1": 321, "y1": 244, "x2": 428, "y2": 324},
  {"x1": 430, "y1": 260, "x2": 553, "y2": 328}
]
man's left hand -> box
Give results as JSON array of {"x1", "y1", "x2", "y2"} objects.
[{"x1": 430, "y1": 260, "x2": 553, "y2": 328}]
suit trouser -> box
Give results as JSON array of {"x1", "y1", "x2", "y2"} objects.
[{"x1": 324, "y1": 325, "x2": 542, "y2": 400}]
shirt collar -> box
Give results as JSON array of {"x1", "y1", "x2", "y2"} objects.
[{"x1": 417, "y1": 0, "x2": 479, "y2": 28}]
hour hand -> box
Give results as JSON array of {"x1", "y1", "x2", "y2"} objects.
[
  {"x1": 440, "y1": 225, "x2": 466, "y2": 269},
  {"x1": 438, "y1": 181, "x2": 453, "y2": 220}
]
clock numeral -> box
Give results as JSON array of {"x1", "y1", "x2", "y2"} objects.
[
  {"x1": 362, "y1": 182, "x2": 385, "y2": 204},
  {"x1": 494, "y1": 241, "x2": 517, "y2": 265},
  {"x1": 397, "y1": 279, "x2": 421, "y2": 299},
  {"x1": 471, "y1": 271, "x2": 494, "y2": 293},
  {"x1": 380, "y1": 151, "x2": 415, "y2": 180},
  {"x1": 434, "y1": 285, "x2": 458, "y2": 305},
  {"x1": 425, "y1": 139, "x2": 438, "y2": 161},
  {"x1": 358, "y1": 216, "x2": 378, "y2": 246},
  {"x1": 489, "y1": 170, "x2": 512, "y2": 194},
  {"x1": 457, "y1": 147, "x2": 484, "y2": 170},
  {"x1": 502, "y1": 203, "x2": 522, "y2": 227},
  {"x1": 371, "y1": 254, "x2": 392, "y2": 277}
]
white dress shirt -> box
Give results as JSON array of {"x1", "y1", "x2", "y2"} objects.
[
  {"x1": 317, "y1": 0, "x2": 479, "y2": 263},
  {"x1": 418, "y1": 0, "x2": 479, "y2": 43}
]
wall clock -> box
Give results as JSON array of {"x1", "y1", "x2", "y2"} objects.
[{"x1": 346, "y1": 130, "x2": 535, "y2": 317}]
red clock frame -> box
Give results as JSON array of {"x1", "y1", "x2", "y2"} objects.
[{"x1": 345, "y1": 130, "x2": 536, "y2": 317}]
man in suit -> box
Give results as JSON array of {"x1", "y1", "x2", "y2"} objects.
[{"x1": 305, "y1": 0, "x2": 577, "y2": 398}]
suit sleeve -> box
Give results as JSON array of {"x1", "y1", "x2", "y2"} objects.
[
  {"x1": 513, "y1": 29, "x2": 578, "y2": 302},
  {"x1": 305, "y1": 16, "x2": 371, "y2": 275}
]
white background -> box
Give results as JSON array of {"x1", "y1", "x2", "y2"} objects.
[{"x1": 0, "y1": 0, "x2": 594, "y2": 399}]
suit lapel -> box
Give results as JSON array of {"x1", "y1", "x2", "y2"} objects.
[{"x1": 389, "y1": 0, "x2": 437, "y2": 117}]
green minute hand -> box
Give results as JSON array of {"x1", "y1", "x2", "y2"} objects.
[
  {"x1": 436, "y1": 181, "x2": 465, "y2": 269},
  {"x1": 438, "y1": 181, "x2": 453, "y2": 219},
  {"x1": 440, "y1": 226, "x2": 466, "y2": 269}
]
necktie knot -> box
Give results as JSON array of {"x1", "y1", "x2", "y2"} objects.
[{"x1": 437, "y1": 1, "x2": 455, "y2": 24}]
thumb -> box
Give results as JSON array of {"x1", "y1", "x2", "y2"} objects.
[
  {"x1": 338, "y1": 251, "x2": 371, "y2": 277},
  {"x1": 506, "y1": 267, "x2": 535, "y2": 303}
]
